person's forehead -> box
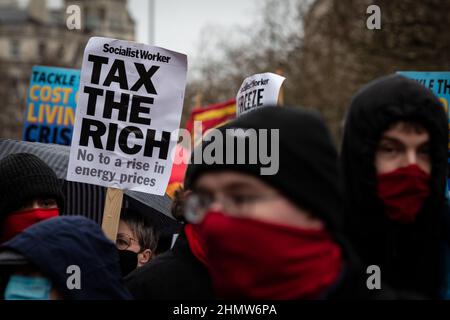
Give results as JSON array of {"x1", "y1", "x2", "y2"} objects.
[
  {"x1": 382, "y1": 121, "x2": 429, "y2": 140},
  {"x1": 194, "y1": 171, "x2": 269, "y2": 192},
  {"x1": 118, "y1": 220, "x2": 134, "y2": 235}
]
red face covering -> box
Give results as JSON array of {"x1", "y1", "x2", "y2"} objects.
[
  {"x1": 0, "y1": 207, "x2": 59, "y2": 243},
  {"x1": 377, "y1": 164, "x2": 430, "y2": 224},
  {"x1": 198, "y1": 211, "x2": 343, "y2": 299}
]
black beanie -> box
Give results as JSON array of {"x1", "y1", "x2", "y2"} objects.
[
  {"x1": 184, "y1": 106, "x2": 343, "y2": 232},
  {"x1": 0, "y1": 153, "x2": 65, "y2": 217}
]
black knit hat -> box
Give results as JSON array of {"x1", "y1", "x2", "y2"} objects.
[
  {"x1": 184, "y1": 106, "x2": 343, "y2": 232},
  {"x1": 0, "y1": 153, "x2": 65, "y2": 217}
]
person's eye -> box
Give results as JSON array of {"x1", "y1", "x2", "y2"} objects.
[
  {"x1": 197, "y1": 193, "x2": 213, "y2": 208},
  {"x1": 229, "y1": 195, "x2": 256, "y2": 206},
  {"x1": 38, "y1": 199, "x2": 57, "y2": 208},
  {"x1": 116, "y1": 239, "x2": 128, "y2": 247},
  {"x1": 18, "y1": 200, "x2": 34, "y2": 211},
  {"x1": 379, "y1": 144, "x2": 399, "y2": 155}
]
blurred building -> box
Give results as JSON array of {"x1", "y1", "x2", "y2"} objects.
[{"x1": 0, "y1": 0, "x2": 135, "y2": 139}]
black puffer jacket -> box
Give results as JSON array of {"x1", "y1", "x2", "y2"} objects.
[{"x1": 340, "y1": 74, "x2": 448, "y2": 298}]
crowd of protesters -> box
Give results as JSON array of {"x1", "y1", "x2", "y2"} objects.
[{"x1": 0, "y1": 74, "x2": 449, "y2": 300}]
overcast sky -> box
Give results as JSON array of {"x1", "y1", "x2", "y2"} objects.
[
  {"x1": 19, "y1": 0, "x2": 259, "y2": 67},
  {"x1": 129, "y1": 0, "x2": 258, "y2": 58}
]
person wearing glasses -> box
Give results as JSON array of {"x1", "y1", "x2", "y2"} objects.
[
  {"x1": 116, "y1": 209, "x2": 158, "y2": 277},
  {"x1": 128, "y1": 106, "x2": 401, "y2": 300}
]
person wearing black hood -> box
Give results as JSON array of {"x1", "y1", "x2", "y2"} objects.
[
  {"x1": 340, "y1": 74, "x2": 448, "y2": 298},
  {"x1": 0, "y1": 216, "x2": 132, "y2": 300},
  {"x1": 181, "y1": 106, "x2": 399, "y2": 299}
]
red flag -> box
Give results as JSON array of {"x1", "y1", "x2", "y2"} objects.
[
  {"x1": 186, "y1": 99, "x2": 236, "y2": 138},
  {"x1": 166, "y1": 143, "x2": 189, "y2": 198},
  {"x1": 166, "y1": 99, "x2": 236, "y2": 197}
]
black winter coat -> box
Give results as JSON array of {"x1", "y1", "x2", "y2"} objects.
[{"x1": 125, "y1": 230, "x2": 214, "y2": 300}]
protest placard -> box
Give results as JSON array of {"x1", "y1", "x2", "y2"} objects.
[
  {"x1": 23, "y1": 66, "x2": 80, "y2": 145},
  {"x1": 236, "y1": 72, "x2": 285, "y2": 117},
  {"x1": 67, "y1": 37, "x2": 188, "y2": 196}
]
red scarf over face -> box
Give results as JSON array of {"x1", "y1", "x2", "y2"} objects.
[
  {"x1": 377, "y1": 164, "x2": 430, "y2": 224},
  {"x1": 0, "y1": 208, "x2": 59, "y2": 243},
  {"x1": 185, "y1": 223, "x2": 209, "y2": 267},
  {"x1": 197, "y1": 211, "x2": 343, "y2": 300}
]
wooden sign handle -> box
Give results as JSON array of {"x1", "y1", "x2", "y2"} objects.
[{"x1": 101, "y1": 187, "x2": 124, "y2": 242}]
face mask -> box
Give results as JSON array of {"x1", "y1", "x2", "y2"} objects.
[
  {"x1": 198, "y1": 211, "x2": 343, "y2": 299},
  {"x1": 117, "y1": 249, "x2": 138, "y2": 277},
  {"x1": 1, "y1": 207, "x2": 59, "y2": 243},
  {"x1": 184, "y1": 223, "x2": 208, "y2": 267},
  {"x1": 4, "y1": 275, "x2": 52, "y2": 300},
  {"x1": 377, "y1": 164, "x2": 430, "y2": 224}
]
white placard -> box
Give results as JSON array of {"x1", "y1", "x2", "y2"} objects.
[
  {"x1": 236, "y1": 72, "x2": 285, "y2": 117},
  {"x1": 67, "y1": 37, "x2": 187, "y2": 195}
]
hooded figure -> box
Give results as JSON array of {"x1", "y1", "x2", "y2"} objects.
[
  {"x1": 341, "y1": 74, "x2": 448, "y2": 298},
  {"x1": 183, "y1": 106, "x2": 399, "y2": 299},
  {"x1": 0, "y1": 216, "x2": 132, "y2": 300}
]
